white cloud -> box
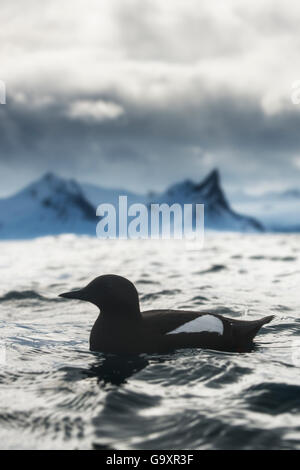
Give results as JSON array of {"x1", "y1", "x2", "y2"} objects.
[{"x1": 67, "y1": 99, "x2": 124, "y2": 121}]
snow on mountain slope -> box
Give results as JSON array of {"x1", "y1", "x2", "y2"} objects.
[
  {"x1": 150, "y1": 170, "x2": 263, "y2": 232},
  {"x1": 0, "y1": 173, "x2": 97, "y2": 238},
  {"x1": 0, "y1": 170, "x2": 266, "y2": 239}
]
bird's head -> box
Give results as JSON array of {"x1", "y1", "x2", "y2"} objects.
[{"x1": 59, "y1": 274, "x2": 141, "y2": 318}]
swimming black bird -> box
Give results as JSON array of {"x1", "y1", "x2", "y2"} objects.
[{"x1": 59, "y1": 274, "x2": 273, "y2": 354}]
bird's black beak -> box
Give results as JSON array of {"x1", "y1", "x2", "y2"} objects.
[{"x1": 59, "y1": 289, "x2": 87, "y2": 300}]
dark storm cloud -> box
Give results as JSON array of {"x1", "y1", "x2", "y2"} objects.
[
  {"x1": 1, "y1": 0, "x2": 300, "y2": 196},
  {"x1": 1, "y1": 87, "x2": 300, "y2": 195}
]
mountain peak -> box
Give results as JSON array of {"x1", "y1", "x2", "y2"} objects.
[
  {"x1": 41, "y1": 171, "x2": 57, "y2": 181},
  {"x1": 199, "y1": 168, "x2": 220, "y2": 188},
  {"x1": 208, "y1": 168, "x2": 219, "y2": 181},
  {"x1": 37, "y1": 172, "x2": 67, "y2": 186},
  {"x1": 7, "y1": 172, "x2": 97, "y2": 226},
  {"x1": 148, "y1": 169, "x2": 263, "y2": 232},
  {"x1": 193, "y1": 168, "x2": 227, "y2": 207},
  {"x1": 37, "y1": 172, "x2": 71, "y2": 187},
  {"x1": 27, "y1": 172, "x2": 81, "y2": 198}
]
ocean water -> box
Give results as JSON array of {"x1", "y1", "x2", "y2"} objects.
[{"x1": 0, "y1": 233, "x2": 299, "y2": 450}]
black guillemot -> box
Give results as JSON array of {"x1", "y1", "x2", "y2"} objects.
[{"x1": 59, "y1": 274, "x2": 273, "y2": 354}]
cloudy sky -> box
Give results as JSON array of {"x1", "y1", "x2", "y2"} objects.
[{"x1": 1, "y1": 0, "x2": 300, "y2": 197}]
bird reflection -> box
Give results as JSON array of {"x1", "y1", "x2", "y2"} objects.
[{"x1": 85, "y1": 354, "x2": 149, "y2": 386}]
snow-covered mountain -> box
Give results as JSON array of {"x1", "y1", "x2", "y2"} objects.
[
  {"x1": 150, "y1": 170, "x2": 263, "y2": 232},
  {"x1": 81, "y1": 170, "x2": 263, "y2": 233},
  {"x1": 0, "y1": 169, "x2": 272, "y2": 239},
  {"x1": 0, "y1": 173, "x2": 97, "y2": 238}
]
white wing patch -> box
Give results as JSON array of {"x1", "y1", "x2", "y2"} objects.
[{"x1": 167, "y1": 315, "x2": 224, "y2": 336}]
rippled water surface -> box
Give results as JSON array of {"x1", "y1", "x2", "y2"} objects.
[{"x1": 0, "y1": 233, "x2": 300, "y2": 449}]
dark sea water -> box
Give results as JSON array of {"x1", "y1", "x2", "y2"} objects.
[{"x1": 0, "y1": 233, "x2": 300, "y2": 450}]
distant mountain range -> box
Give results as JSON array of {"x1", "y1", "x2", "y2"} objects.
[
  {"x1": 231, "y1": 187, "x2": 300, "y2": 232},
  {"x1": 0, "y1": 169, "x2": 298, "y2": 238}
]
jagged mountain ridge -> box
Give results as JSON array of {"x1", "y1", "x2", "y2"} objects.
[
  {"x1": 0, "y1": 170, "x2": 264, "y2": 238},
  {"x1": 150, "y1": 170, "x2": 263, "y2": 232}
]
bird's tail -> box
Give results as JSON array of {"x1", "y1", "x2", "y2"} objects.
[{"x1": 233, "y1": 315, "x2": 274, "y2": 348}]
